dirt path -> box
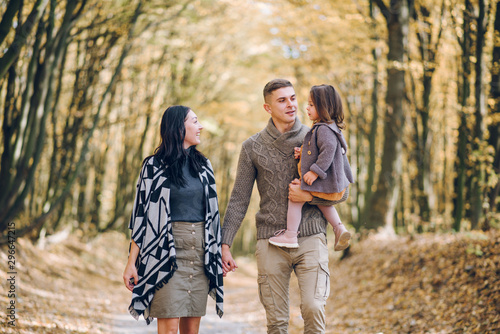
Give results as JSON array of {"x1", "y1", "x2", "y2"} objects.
[
  {"x1": 2, "y1": 230, "x2": 497, "y2": 333},
  {"x1": 110, "y1": 257, "x2": 267, "y2": 334},
  {"x1": 0, "y1": 233, "x2": 268, "y2": 333}
]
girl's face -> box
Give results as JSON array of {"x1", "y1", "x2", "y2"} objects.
[
  {"x1": 306, "y1": 96, "x2": 319, "y2": 122},
  {"x1": 183, "y1": 110, "x2": 203, "y2": 149}
]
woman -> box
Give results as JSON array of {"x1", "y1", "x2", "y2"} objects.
[{"x1": 123, "y1": 105, "x2": 223, "y2": 334}]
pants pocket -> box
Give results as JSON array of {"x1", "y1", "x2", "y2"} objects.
[
  {"x1": 257, "y1": 274, "x2": 276, "y2": 311},
  {"x1": 315, "y1": 262, "x2": 330, "y2": 300}
]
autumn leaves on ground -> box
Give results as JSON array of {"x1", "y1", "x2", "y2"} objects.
[{"x1": 1, "y1": 230, "x2": 499, "y2": 334}]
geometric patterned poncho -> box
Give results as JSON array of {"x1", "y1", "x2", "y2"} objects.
[{"x1": 128, "y1": 156, "x2": 224, "y2": 324}]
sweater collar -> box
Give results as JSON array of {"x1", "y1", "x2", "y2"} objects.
[{"x1": 264, "y1": 118, "x2": 303, "y2": 155}]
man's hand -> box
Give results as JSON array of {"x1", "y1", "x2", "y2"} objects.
[
  {"x1": 288, "y1": 178, "x2": 313, "y2": 202},
  {"x1": 303, "y1": 171, "x2": 318, "y2": 185},
  {"x1": 221, "y1": 244, "x2": 238, "y2": 276}
]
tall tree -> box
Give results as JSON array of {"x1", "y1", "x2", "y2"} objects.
[
  {"x1": 365, "y1": 0, "x2": 412, "y2": 232},
  {"x1": 410, "y1": 0, "x2": 445, "y2": 225},
  {"x1": 0, "y1": 0, "x2": 49, "y2": 80},
  {"x1": 452, "y1": 0, "x2": 474, "y2": 231},
  {"x1": 0, "y1": 0, "x2": 143, "y2": 243},
  {"x1": 487, "y1": 0, "x2": 500, "y2": 222},
  {"x1": 470, "y1": 0, "x2": 491, "y2": 229},
  {"x1": 0, "y1": 0, "x2": 87, "y2": 234},
  {"x1": 358, "y1": 0, "x2": 382, "y2": 230}
]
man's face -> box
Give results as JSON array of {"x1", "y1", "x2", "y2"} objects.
[{"x1": 264, "y1": 86, "x2": 298, "y2": 125}]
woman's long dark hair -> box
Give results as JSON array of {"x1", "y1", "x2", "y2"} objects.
[{"x1": 145, "y1": 105, "x2": 207, "y2": 187}]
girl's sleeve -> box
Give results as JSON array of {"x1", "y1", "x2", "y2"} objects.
[{"x1": 309, "y1": 126, "x2": 337, "y2": 179}]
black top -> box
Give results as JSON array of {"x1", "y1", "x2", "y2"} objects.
[{"x1": 169, "y1": 155, "x2": 206, "y2": 222}]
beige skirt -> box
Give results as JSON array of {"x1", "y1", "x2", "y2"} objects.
[{"x1": 149, "y1": 221, "x2": 209, "y2": 318}]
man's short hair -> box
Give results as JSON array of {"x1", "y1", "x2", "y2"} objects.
[{"x1": 263, "y1": 79, "x2": 293, "y2": 103}]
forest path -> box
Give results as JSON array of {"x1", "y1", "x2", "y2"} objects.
[
  {"x1": 0, "y1": 232, "x2": 269, "y2": 334},
  {"x1": 109, "y1": 257, "x2": 266, "y2": 334},
  {"x1": 1, "y1": 230, "x2": 498, "y2": 333}
]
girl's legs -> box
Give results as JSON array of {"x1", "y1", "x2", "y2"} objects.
[
  {"x1": 317, "y1": 205, "x2": 351, "y2": 251},
  {"x1": 286, "y1": 199, "x2": 305, "y2": 232},
  {"x1": 158, "y1": 317, "x2": 202, "y2": 334},
  {"x1": 269, "y1": 200, "x2": 305, "y2": 248}
]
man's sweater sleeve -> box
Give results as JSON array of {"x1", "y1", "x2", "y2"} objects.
[{"x1": 221, "y1": 144, "x2": 256, "y2": 246}]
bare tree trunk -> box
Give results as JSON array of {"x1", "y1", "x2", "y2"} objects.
[
  {"x1": 0, "y1": 0, "x2": 50, "y2": 80},
  {"x1": 470, "y1": 0, "x2": 489, "y2": 229},
  {"x1": 359, "y1": 0, "x2": 381, "y2": 230},
  {"x1": 486, "y1": 0, "x2": 500, "y2": 226},
  {"x1": 412, "y1": 1, "x2": 445, "y2": 225},
  {"x1": 366, "y1": 0, "x2": 411, "y2": 232},
  {"x1": 0, "y1": 0, "x2": 80, "y2": 231},
  {"x1": 0, "y1": 0, "x2": 22, "y2": 46},
  {"x1": 77, "y1": 172, "x2": 88, "y2": 228},
  {"x1": 90, "y1": 138, "x2": 110, "y2": 231},
  {"x1": 0, "y1": 0, "x2": 143, "y2": 244},
  {"x1": 453, "y1": 0, "x2": 474, "y2": 232}
]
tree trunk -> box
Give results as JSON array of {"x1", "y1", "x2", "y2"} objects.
[
  {"x1": 0, "y1": 0, "x2": 22, "y2": 46},
  {"x1": 486, "y1": 0, "x2": 500, "y2": 222},
  {"x1": 0, "y1": 0, "x2": 49, "y2": 80},
  {"x1": 470, "y1": 0, "x2": 489, "y2": 229},
  {"x1": 0, "y1": 0, "x2": 142, "y2": 244},
  {"x1": 0, "y1": 2, "x2": 62, "y2": 229},
  {"x1": 359, "y1": 0, "x2": 380, "y2": 230},
  {"x1": 412, "y1": 1, "x2": 445, "y2": 225},
  {"x1": 366, "y1": 0, "x2": 410, "y2": 233},
  {"x1": 453, "y1": 0, "x2": 474, "y2": 232}
]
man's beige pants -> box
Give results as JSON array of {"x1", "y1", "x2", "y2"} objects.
[{"x1": 256, "y1": 233, "x2": 330, "y2": 334}]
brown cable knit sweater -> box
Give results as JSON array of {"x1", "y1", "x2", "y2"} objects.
[{"x1": 221, "y1": 118, "x2": 328, "y2": 246}]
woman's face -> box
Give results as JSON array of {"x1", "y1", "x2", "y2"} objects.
[{"x1": 183, "y1": 110, "x2": 203, "y2": 149}]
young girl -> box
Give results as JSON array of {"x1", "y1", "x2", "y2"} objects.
[{"x1": 269, "y1": 84, "x2": 354, "y2": 251}]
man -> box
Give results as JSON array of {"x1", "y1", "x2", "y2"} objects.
[{"x1": 221, "y1": 79, "x2": 331, "y2": 333}]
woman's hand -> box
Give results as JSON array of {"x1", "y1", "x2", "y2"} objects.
[
  {"x1": 123, "y1": 240, "x2": 140, "y2": 291},
  {"x1": 221, "y1": 244, "x2": 237, "y2": 277},
  {"x1": 123, "y1": 262, "x2": 138, "y2": 292},
  {"x1": 288, "y1": 179, "x2": 313, "y2": 202}
]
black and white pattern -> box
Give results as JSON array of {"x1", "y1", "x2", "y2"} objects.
[{"x1": 128, "y1": 156, "x2": 223, "y2": 324}]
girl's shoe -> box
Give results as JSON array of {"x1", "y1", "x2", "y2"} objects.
[
  {"x1": 333, "y1": 223, "x2": 351, "y2": 251},
  {"x1": 269, "y1": 229, "x2": 299, "y2": 248}
]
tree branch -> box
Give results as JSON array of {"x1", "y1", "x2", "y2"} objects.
[
  {"x1": 372, "y1": 0, "x2": 390, "y2": 21},
  {"x1": 0, "y1": 0, "x2": 49, "y2": 80},
  {"x1": 0, "y1": 0, "x2": 21, "y2": 46}
]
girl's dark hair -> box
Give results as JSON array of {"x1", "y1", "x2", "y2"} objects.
[
  {"x1": 145, "y1": 105, "x2": 207, "y2": 187},
  {"x1": 310, "y1": 84, "x2": 345, "y2": 129}
]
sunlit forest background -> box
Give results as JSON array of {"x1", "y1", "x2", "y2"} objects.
[
  {"x1": 1, "y1": 0, "x2": 500, "y2": 333},
  {"x1": 0, "y1": 0, "x2": 499, "y2": 256}
]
